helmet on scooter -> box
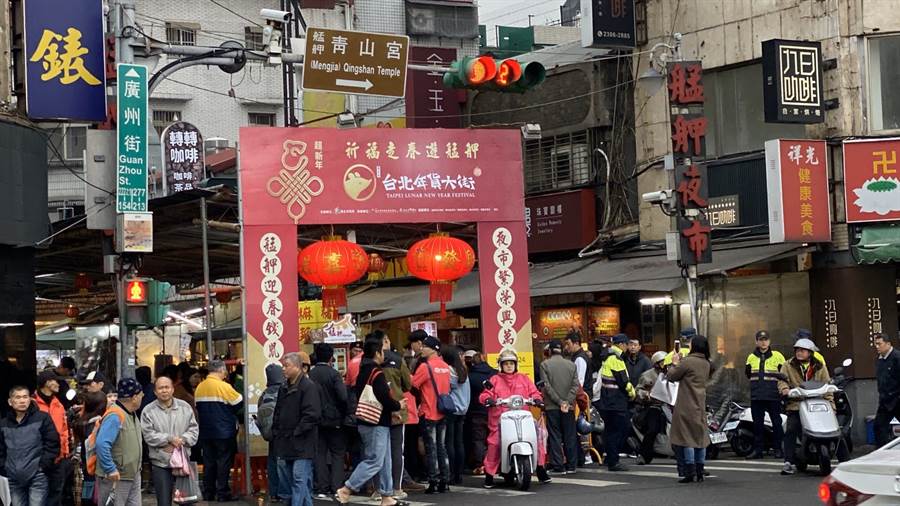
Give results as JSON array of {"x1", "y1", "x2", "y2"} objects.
[
  {"x1": 793, "y1": 338, "x2": 817, "y2": 352},
  {"x1": 498, "y1": 350, "x2": 518, "y2": 370},
  {"x1": 590, "y1": 407, "x2": 605, "y2": 433},
  {"x1": 651, "y1": 351, "x2": 667, "y2": 365},
  {"x1": 576, "y1": 414, "x2": 593, "y2": 435}
]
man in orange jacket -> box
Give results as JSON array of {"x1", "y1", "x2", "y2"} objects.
[{"x1": 36, "y1": 370, "x2": 71, "y2": 506}]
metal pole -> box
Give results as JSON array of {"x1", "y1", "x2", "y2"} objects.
[
  {"x1": 685, "y1": 265, "x2": 699, "y2": 330},
  {"x1": 201, "y1": 197, "x2": 214, "y2": 360}
]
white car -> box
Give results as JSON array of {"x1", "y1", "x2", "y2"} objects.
[{"x1": 819, "y1": 437, "x2": 900, "y2": 505}]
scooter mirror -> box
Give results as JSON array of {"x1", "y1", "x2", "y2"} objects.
[
  {"x1": 483, "y1": 380, "x2": 494, "y2": 390},
  {"x1": 842, "y1": 358, "x2": 853, "y2": 367}
]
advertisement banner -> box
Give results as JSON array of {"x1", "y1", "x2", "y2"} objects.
[
  {"x1": 162, "y1": 122, "x2": 205, "y2": 195},
  {"x1": 477, "y1": 221, "x2": 534, "y2": 379},
  {"x1": 842, "y1": 138, "x2": 900, "y2": 223},
  {"x1": 765, "y1": 139, "x2": 831, "y2": 242},
  {"x1": 588, "y1": 306, "x2": 620, "y2": 338},
  {"x1": 23, "y1": 0, "x2": 106, "y2": 121},
  {"x1": 581, "y1": 0, "x2": 636, "y2": 48},
  {"x1": 535, "y1": 308, "x2": 584, "y2": 341},
  {"x1": 239, "y1": 128, "x2": 524, "y2": 226},
  {"x1": 525, "y1": 189, "x2": 596, "y2": 253}
]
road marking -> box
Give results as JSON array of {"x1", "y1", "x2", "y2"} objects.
[
  {"x1": 339, "y1": 499, "x2": 433, "y2": 506},
  {"x1": 547, "y1": 477, "x2": 628, "y2": 488},
  {"x1": 716, "y1": 459, "x2": 785, "y2": 467},
  {"x1": 576, "y1": 467, "x2": 679, "y2": 478},
  {"x1": 451, "y1": 485, "x2": 535, "y2": 497}
]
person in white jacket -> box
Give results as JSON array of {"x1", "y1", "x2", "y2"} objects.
[{"x1": 140, "y1": 376, "x2": 199, "y2": 506}]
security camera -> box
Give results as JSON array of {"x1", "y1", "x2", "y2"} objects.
[
  {"x1": 642, "y1": 190, "x2": 674, "y2": 204},
  {"x1": 260, "y1": 9, "x2": 292, "y2": 23}
]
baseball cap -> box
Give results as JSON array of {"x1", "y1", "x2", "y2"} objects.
[
  {"x1": 117, "y1": 378, "x2": 143, "y2": 398},
  {"x1": 755, "y1": 330, "x2": 770, "y2": 340},
  {"x1": 463, "y1": 350, "x2": 477, "y2": 359},
  {"x1": 548, "y1": 340, "x2": 563, "y2": 353},
  {"x1": 680, "y1": 328, "x2": 697, "y2": 339},
  {"x1": 795, "y1": 328, "x2": 813, "y2": 340},
  {"x1": 80, "y1": 371, "x2": 107, "y2": 385},
  {"x1": 408, "y1": 329, "x2": 428, "y2": 344},
  {"x1": 612, "y1": 333, "x2": 629, "y2": 345},
  {"x1": 422, "y1": 336, "x2": 441, "y2": 351}
]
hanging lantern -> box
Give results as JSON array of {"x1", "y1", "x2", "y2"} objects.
[
  {"x1": 406, "y1": 233, "x2": 476, "y2": 317},
  {"x1": 215, "y1": 290, "x2": 233, "y2": 304},
  {"x1": 367, "y1": 253, "x2": 386, "y2": 281},
  {"x1": 74, "y1": 273, "x2": 92, "y2": 294},
  {"x1": 297, "y1": 236, "x2": 368, "y2": 318},
  {"x1": 65, "y1": 304, "x2": 79, "y2": 319}
]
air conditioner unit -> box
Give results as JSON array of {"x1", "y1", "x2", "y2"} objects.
[
  {"x1": 204, "y1": 137, "x2": 230, "y2": 154},
  {"x1": 407, "y1": 7, "x2": 436, "y2": 35},
  {"x1": 550, "y1": 144, "x2": 591, "y2": 188}
]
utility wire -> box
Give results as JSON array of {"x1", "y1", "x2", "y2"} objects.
[
  {"x1": 208, "y1": 0, "x2": 263, "y2": 27},
  {"x1": 41, "y1": 125, "x2": 115, "y2": 196}
]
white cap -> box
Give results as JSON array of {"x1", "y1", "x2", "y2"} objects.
[{"x1": 463, "y1": 350, "x2": 477, "y2": 358}]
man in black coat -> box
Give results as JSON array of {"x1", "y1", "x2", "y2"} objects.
[
  {"x1": 875, "y1": 333, "x2": 900, "y2": 446},
  {"x1": 308, "y1": 343, "x2": 348, "y2": 499},
  {"x1": 0, "y1": 385, "x2": 60, "y2": 506},
  {"x1": 273, "y1": 352, "x2": 321, "y2": 506}
]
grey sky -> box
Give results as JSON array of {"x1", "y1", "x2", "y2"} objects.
[{"x1": 477, "y1": 0, "x2": 565, "y2": 45}]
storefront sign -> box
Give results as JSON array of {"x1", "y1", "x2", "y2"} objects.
[
  {"x1": 323, "y1": 314, "x2": 358, "y2": 344},
  {"x1": 842, "y1": 138, "x2": 900, "y2": 223},
  {"x1": 240, "y1": 128, "x2": 524, "y2": 225},
  {"x1": 765, "y1": 139, "x2": 831, "y2": 243},
  {"x1": 406, "y1": 47, "x2": 462, "y2": 128},
  {"x1": 525, "y1": 189, "x2": 596, "y2": 253},
  {"x1": 411, "y1": 320, "x2": 438, "y2": 337},
  {"x1": 535, "y1": 307, "x2": 584, "y2": 340},
  {"x1": 675, "y1": 164, "x2": 708, "y2": 210},
  {"x1": 678, "y1": 217, "x2": 712, "y2": 264},
  {"x1": 581, "y1": 0, "x2": 636, "y2": 48},
  {"x1": 23, "y1": 0, "x2": 106, "y2": 121},
  {"x1": 298, "y1": 300, "x2": 330, "y2": 344},
  {"x1": 762, "y1": 39, "x2": 824, "y2": 124},
  {"x1": 823, "y1": 298, "x2": 839, "y2": 350},
  {"x1": 162, "y1": 122, "x2": 205, "y2": 195},
  {"x1": 707, "y1": 195, "x2": 741, "y2": 228},
  {"x1": 588, "y1": 306, "x2": 620, "y2": 337}
]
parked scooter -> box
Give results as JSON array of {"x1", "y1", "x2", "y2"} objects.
[
  {"x1": 786, "y1": 371, "x2": 852, "y2": 476},
  {"x1": 831, "y1": 359, "x2": 855, "y2": 454},
  {"x1": 484, "y1": 394, "x2": 543, "y2": 490},
  {"x1": 628, "y1": 404, "x2": 674, "y2": 464},
  {"x1": 724, "y1": 402, "x2": 787, "y2": 457}
]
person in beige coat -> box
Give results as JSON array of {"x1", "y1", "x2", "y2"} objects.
[{"x1": 668, "y1": 336, "x2": 712, "y2": 483}]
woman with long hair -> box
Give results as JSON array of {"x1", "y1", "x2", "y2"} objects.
[
  {"x1": 440, "y1": 345, "x2": 470, "y2": 485},
  {"x1": 74, "y1": 391, "x2": 110, "y2": 506},
  {"x1": 667, "y1": 335, "x2": 712, "y2": 483}
]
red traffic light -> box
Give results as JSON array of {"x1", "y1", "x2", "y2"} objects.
[
  {"x1": 495, "y1": 59, "x2": 523, "y2": 87},
  {"x1": 125, "y1": 279, "x2": 147, "y2": 304},
  {"x1": 465, "y1": 56, "x2": 498, "y2": 85}
]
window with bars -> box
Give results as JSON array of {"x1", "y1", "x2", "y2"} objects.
[
  {"x1": 244, "y1": 26, "x2": 265, "y2": 51},
  {"x1": 523, "y1": 130, "x2": 597, "y2": 194},
  {"x1": 46, "y1": 125, "x2": 87, "y2": 162},
  {"x1": 152, "y1": 109, "x2": 182, "y2": 136},
  {"x1": 166, "y1": 22, "x2": 198, "y2": 46},
  {"x1": 248, "y1": 112, "x2": 276, "y2": 126}
]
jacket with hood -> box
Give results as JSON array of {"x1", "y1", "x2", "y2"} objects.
[
  {"x1": 0, "y1": 402, "x2": 60, "y2": 484},
  {"x1": 467, "y1": 362, "x2": 497, "y2": 415},
  {"x1": 777, "y1": 356, "x2": 831, "y2": 412},
  {"x1": 478, "y1": 372, "x2": 542, "y2": 437},
  {"x1": 380, "y1": 349, "x2": 411, "y2": 424},
  {"x1": 308, "y1": 360, "x2": 348, "y2": 428}
]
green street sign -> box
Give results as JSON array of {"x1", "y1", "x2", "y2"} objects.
[{"x1": 116, "y1": 64, "x2": 148, "y2": 213}]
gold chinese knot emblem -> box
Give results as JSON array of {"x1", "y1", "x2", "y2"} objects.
[{"x1": 266, "y1": 140, "x2": 324, "y2": 223}]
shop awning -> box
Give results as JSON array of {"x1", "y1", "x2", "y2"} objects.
[
  {"x1": 853, "y1": 224, "x2": 900, "y2": 264},
  {"x1": 363, "y1": 242, "x2": 802, "y2": 322}
]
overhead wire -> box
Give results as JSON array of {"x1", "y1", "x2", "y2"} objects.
[{"x1": 207, "y1": 0, "x2": 263, "y2": 27}]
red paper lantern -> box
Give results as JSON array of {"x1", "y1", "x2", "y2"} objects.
[
  {"x1": 406, "y1": 233, "x2": 476, "y2": 317},
  {"x1": 367, "y1": 253, "x2": 386, "y2": 281},
  {"x1": 215, "y1": 290, "x2": 233, "y2": 304},
  {"x1": 65, "y1": 304, "x2": 79, "y2": 319},
  {"x1": 298, "y1": 236, "x2": 368, "y2": 317},
  {"x1": 74, "y1": 273, "x2": 92, "y2": 294}
]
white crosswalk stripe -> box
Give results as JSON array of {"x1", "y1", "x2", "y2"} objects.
[
  {"x1": 546, "y1": 477, "x2": 628, "y2": 488},
  {"x1": 451, "y1": 485, "x2": 535, "y2": 497},
  {"x1": 715, "y1": 459, "x2": 785, "y2": 468}
]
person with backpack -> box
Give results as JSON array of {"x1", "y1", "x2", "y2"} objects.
[
  {"x1": 256, "y1": 363, "x2": 289, "y2": 503},
  {"x1": 307, "y1": 343, "x2": 348, "y2": 501},
  {"x1": 93, "y1": 379, "x2": 145, "y2": 506},
  {"x1": 140, "y1": 376, "x2": 199, "y2": 506},
  {"x1": 74, "y1": 391, "x2": 108, "y2": 506},
  {"x1": 410, "y1": 336, "x2": 451, "y2": 494},
  {"x1": 0, "y1": 385, "x2": 60, "y2": 506}
]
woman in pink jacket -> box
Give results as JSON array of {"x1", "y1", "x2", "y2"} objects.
[{"x1": 478, "y1": 350, "x2": 552, "y2": 488}]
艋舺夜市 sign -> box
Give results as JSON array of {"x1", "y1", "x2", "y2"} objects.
[
  {"x1": 116, "y1": 64, "x2": 148, "y2": 213},
  {"x1": 23, "y1": 0, "x2": 106, "y2": 121},
  {"x1": 303, "y1": 27, "x2": 409, "y2": 98}
]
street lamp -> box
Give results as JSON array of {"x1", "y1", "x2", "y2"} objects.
[{"x1": 637, "y1": 33, "x2": 683, "y2": 95}]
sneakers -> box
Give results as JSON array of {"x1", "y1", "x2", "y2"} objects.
[
  {"x1": 393, "y1": 491, "x2": 408, "y2": 500},
  {"x1": 483, "y1": 474, "x2": 495, "y2": 489},
  {"x1": 781, "y1": 462, "x2": 796, "y2": 476},
  {"x1": 548, "y1": 469, "x2": 567, "y2": 476},
  {"x1": 536, "y1": 466, "x2": 552, "y2": 484},
  {"x1": 314, "y1": 494, "x2": 330, "y2": 500},
  {"x1": 402, "y1": 480, "x2": 426, "y2": 492},
  {"x1": 424, "y1": 482, "x2": 438, "y2": 495},
  {"x1": 565, "y1": 469, "x2": 577, "y2": 475},
  {"x1": 437, "y1": 481, "x2": 450, "y2": 493}
]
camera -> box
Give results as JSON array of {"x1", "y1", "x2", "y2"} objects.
[
  {"x1": 641, "y1": 189, "x2": 673, "y2": 204},
  {"x1": 260, "y1": 9, "x2": 292, "y2": 23}
]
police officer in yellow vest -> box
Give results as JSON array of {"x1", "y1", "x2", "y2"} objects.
[
  {"x1": 663, "y1": 328, "x2": 696, "y2": 367},
  {"x1": 595, "y1": 333, "x2": 636, "y2": 472},
  {"x1": 745, "y1": 330, "x2": 786, "y2": 459}
]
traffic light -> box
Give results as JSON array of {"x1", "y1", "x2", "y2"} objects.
[
  {"x1": 147, "y1": 280, "x2": 172, "y2": 327},
  {"x1": 443, "y1": 56, "x2": 546, "y2": 93},
  {"x1": 124, "y1": 277, "x2": 148, "y2": 326}
]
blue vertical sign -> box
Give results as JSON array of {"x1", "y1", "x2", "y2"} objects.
[
  {"x1": 117, "y1": 64, "x2": 148, "y2": 213},
  {"x1": 23, "y1": 0, "x2": 106, "y2": 121}
]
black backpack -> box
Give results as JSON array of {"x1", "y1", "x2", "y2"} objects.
[{"x1": 256, "y1": 388, "x2": 278, "y2": 441}]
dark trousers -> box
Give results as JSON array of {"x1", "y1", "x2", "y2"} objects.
[
  {"x1": 344, "y1": 425, "x2": 362, "y2": 471},
  {"x1": 639, "y1": 407, "x2": 666, "y2": 459},
  {"x1": 783, "y1": 411, "x2": 802, "y2": 464},
  {"x1": 45, "y1": 459, "x2": 70, "y2": 506},
  {"x1": 151, "y1": 465, "x2": 175, "y2": 506},
  {"x1": 445, "y1": 414, "x2": 465, "y2": 482},
  {"x1": 201, "y1": 437, "x2": 236, "y2": 499},
  {"x1": 403, "y1": 424, "x2": 425, "y2": 482},
  {"x1": 599, "y1": 410, "x2": 628, "y2": 469},
  {"x1": 421, "y1": 419, "x2": 449, "y2": 482},
  {"x1": 467, "y1": 413, "x2": 489, "y2": 469},
  {"x1": 314, "y1": 426, "x2": 346, "y2": 495},
  {"x1": 390, "y1": 425, "x2": 404, "y2": 490},
  {"x1": 751, "y1": 399, "x2": 784, "y2": 454},
  {"x1": 546, "y1": 409, "x2": 577, "y2": 472},
  {"x1": 875, "y1": 402, "x2": 900, "y2": 447}
]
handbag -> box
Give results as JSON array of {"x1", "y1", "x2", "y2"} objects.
[
  {"x1": 173, "y1": 463, "x2": 200, "y2": 504},
  {"x1": 649, "y1": 373, "x2": 679, "y2": 406},
  {"x1": 169, "y1": 446, "x2": 191, "y2": 477},
  {"x1": 426, "y1": 364, "x2": 456, "y2": 415},
  {"x1": 355, "y1": 369, "x2": 384, "y2": 424}
]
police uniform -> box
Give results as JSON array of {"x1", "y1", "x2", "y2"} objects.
[
  {"x1": 595, "y1": 336, "x2": 636, "y2": 471},
  {"x1": 745, "y1": 341, "x2": 786, "y2": 458}
]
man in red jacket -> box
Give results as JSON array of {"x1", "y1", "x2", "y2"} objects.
[
  {"x1": 35, "y1": 370, "x2": 71, "y2": 506},
  {"x1": 411, "y1": 336, "x2": 451, "y2": 494}
]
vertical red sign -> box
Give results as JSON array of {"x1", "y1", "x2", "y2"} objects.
[
  {"x1": 406, "y1": 47, "x2": 462, "y2": 128},
  {"x1": 765, "y1": 139, "x2": 831, "y2": 243}
]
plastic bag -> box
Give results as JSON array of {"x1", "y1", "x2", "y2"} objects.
[{"x1": 173, "y1": 463, "x2": 201, "y2": 504}]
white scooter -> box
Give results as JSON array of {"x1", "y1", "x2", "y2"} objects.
[
  {"x1": 787, "y1": 379, "x2": 851, "y2": 475},
  {"x1": 485, "y1": 394, "x2": 541, "y2": 491},
  {"x1": 723, "y1": 403, "x2": 788, "y2": 457}
]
